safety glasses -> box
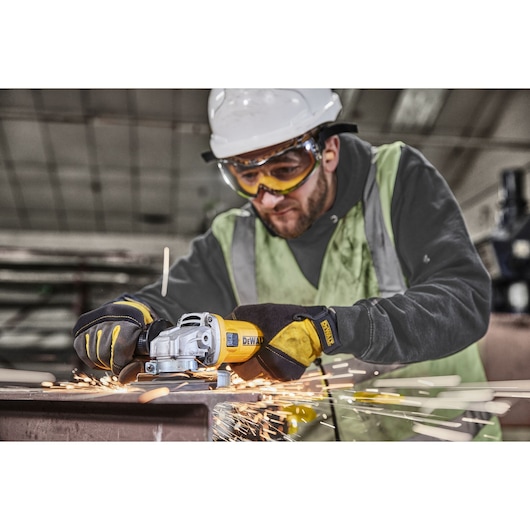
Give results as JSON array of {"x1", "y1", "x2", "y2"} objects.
[{"x1": 217, "y1": 134, "x2": 322, "y2": 199}]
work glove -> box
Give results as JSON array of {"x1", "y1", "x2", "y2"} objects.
[
  {"x1": 227, "y1": 303, "x2": 341, "y2": 382},
  {"x1": 73, "y1": 298, "x2": 155, "y2": 382}
]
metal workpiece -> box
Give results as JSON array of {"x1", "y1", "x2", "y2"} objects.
[{"x1": 0, "y1": 385, "x2": 262, "y2": 442}]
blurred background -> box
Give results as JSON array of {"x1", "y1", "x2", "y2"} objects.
[{"x1": 1, "y1": 88, "x2": 529, "y2": 436}]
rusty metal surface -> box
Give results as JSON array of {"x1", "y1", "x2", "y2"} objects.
[{"x1": 0, "y1": 386, "x2": 261, "y2": 441}]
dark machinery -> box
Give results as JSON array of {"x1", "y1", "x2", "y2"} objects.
[{"x1": 483, "y1": 167, "x2": 530, "y2": 314}]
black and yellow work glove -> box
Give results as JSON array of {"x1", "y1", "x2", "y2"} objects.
[
  {"x1": 72, "y1": 298, "x2": 155, "y2": 382},
  {"x1": 228, "y1": 303, "x2": 341, "y2": 382}
]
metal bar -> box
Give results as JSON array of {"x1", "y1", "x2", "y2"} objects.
[
  {"x1": 0, "y1": 110, "x2": 211, "y2": 135},
  {"x1": 0, "y1": 230, "x2": 192, "y2": 256},
  {"x1": 445, "y1": 90, "x2": 518, "y2": 192},
  {"x1": 0, "y1": 386, "x2": 261, "y2": 441},
  {"x1": 0, "y1": 119, "x2": 29, "y2": 229},
  {"x1": 80, "y1": 89, "x2": 106, "y2": 232},
  {"x1": 359, "y1": 129, "x2": 530, "y2": 152},
  {"x1": 30, "y1": 89, "x2": 69, "y2": 231},
  {"x1": 169, "y1": 89, "x2": 181, "y2": 235},
  {"x1": 336, "y1": 89, "x2": 361, "y2": 121},
  {"x1": 126, "y1": 90, "x2": 141, "y2": 231},
  {"x1": 0, "y1": 269, "x2": 138, "y2": 284}
]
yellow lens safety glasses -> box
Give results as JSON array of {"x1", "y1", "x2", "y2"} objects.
[{"x1": 217, "y1": 135, "x2": 322, "y2": 199}]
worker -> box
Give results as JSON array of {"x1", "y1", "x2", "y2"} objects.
[{"x1": 73, "y1": 89, "x2": 501, "y2": 441}]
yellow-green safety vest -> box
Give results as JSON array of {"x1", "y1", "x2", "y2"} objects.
[{"x1": 212, "y1": 142, "x2": 502, "y2": 441}]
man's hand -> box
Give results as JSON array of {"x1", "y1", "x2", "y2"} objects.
[
  {"x1": 73, "y1": 299, "x2": 154, "y2": 380},
  {"x1": 227, "y1": 303, "x2": 341, "y2": 381}
]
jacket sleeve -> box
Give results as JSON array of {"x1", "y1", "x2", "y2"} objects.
[
  {"x1": 132, "y1": 229, "x2": 238, "y2": 323},
  {"x1": 333, "y1": 145, "x2": 491, "y2": 364}
]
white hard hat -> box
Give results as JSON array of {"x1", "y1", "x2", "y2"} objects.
[{"x1": 207, "y1": 89, "x2": 342, "y2": 159}]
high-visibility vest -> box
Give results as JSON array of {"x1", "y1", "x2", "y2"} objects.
[{"x1": 212, "y1": 142, "x2": 502, "y2": 441}]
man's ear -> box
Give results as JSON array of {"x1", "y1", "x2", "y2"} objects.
[{"x1": 322, "y1": 135, "x2": 340, "y2": 172}]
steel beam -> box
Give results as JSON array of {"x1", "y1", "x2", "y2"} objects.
[{"x1": 0, "y1": 386, "x2": 261, "y2": 441}]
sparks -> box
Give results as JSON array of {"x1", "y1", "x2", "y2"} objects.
[
  {"x1": 41, "y1": 369, "x2": 128, "y2": 392},
  {"x1": 43, "y1": 367, "x2": 530, "y2": 442},
  {"x1": 210, "y1": 369, "x2": 530, "y2": 441}
]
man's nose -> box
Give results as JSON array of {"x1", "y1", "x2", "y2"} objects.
[{"x1": 256, "y1": 188, "x2": 285, "y2": 208}]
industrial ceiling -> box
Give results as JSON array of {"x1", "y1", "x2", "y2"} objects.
[
  {"x1": 0, "y1": 88, "x2": 529, "y2": 378},
  {"x1": 1, "y1": 89, "x2": 529, "y2": 239}
]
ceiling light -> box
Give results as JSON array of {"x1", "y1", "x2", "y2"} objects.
[{"x1": 390, "y1": 89, "x2": 448, "y2": 131}]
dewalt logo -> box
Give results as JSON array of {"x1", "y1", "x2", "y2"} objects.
[
  {"x1": 320, "y1": 320, "x2": 335, "y2": 347},
  {"x1": 242, "y1": 335, "x2": 264, "y2": 346}
]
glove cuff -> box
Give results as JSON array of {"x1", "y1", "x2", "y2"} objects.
[
  {"x1": 72, "y1": 300, "x2": 153, "y2": 339},
  {"x1": 114, "y1": 300, "x2": 154, "y2": 325},
  {"x1": 293, "y1": 307, "x2": 341, "y2": 354}
]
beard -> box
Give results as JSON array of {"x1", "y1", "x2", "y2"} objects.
[{"x1": 258, "y1": 168, "x2": 330, "y2": 239}]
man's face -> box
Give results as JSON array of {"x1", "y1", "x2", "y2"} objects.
[{"x1": 250, "y1": 164, "x2": 334, "y2": 239}]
